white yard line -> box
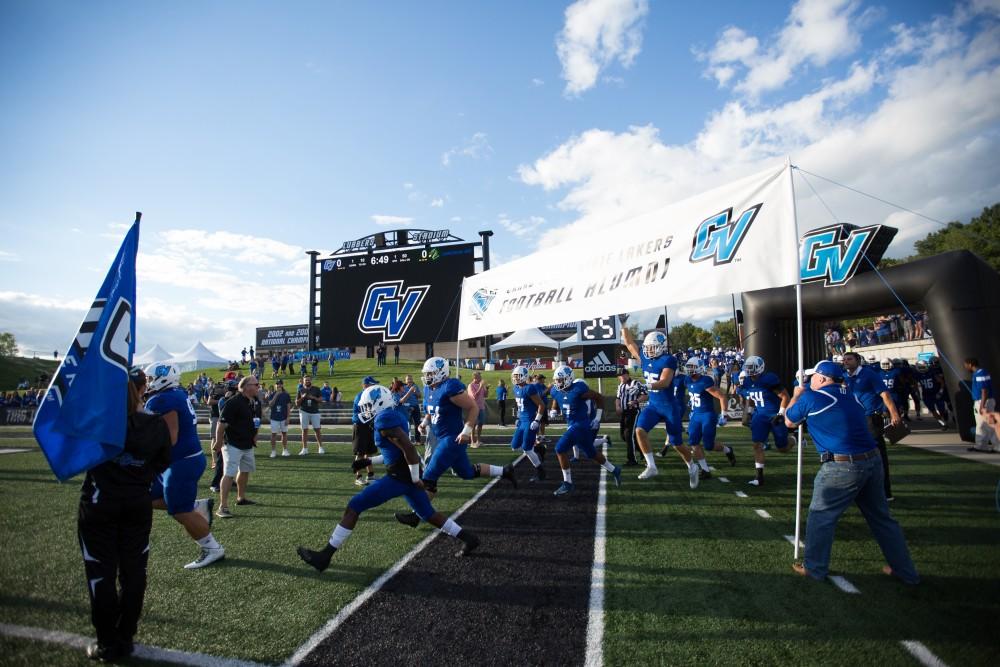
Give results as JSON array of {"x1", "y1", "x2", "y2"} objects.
[
  {"x1": 783, "y1": 535, "x2": 804, "y2": 548},
  {"x1": 900, "y1": 640, "x2": 949, "y2": 667},
  {"x1": 755, "y1": 509, "x2": 772, "y2": 519},
  {"x1": 717, "y1": 476, "x2": 730, "y2": 483},
  {"x1": 0, "y1": 448, "x2": 30, "y2": 454},
  {"x1": 734, "y1": 490, "x2": 748, "y2": 498},
  {"x1": 828, "y1": 575, "x2": 861, "y2": 594},
  {"x1": 584, "y1": 465, "x2": 609, "y2": 667}
]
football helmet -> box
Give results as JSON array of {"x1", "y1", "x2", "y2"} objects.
[
  {"x1": 511, "y1": 365, "x2": 529, "y2": 386},
  {"x1": 893, "y1": 358, "x2": 904, "y2": 368},
  {"x1": 553, "y1": 365, "x2": 574, "y2": 390},
  {"x1": 357, "y1": 385, "x2": 396, "y2": 423},
  {"x1": 880, "y1": 358, "x2": 893, "y2": 370},
  {"x1": 832, "y1": 354, "x2": 844, "y2": 364},
  {"x1": 685, "y1": 358, "x2": 705, "y2": 376},
  {"x1": 643, "y1": 331, "x2": 668, "y2": 358},
  {"x1": 866, "y1": 353, "x2": 878, "y2": 365},
  {"x1": 144, "y1": 363, "x2": 180, "y2": 395},
  {"x1": 421, "y1": 357, "x2": 449, "y2": 386},
  {"x1": 915, "y1": 360, "x2": 929, "y2": 372},
  {"x1": 744, "y1": 355, "x2": 765, "y2": 376}
]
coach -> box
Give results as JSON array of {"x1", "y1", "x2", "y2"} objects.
[
  {"x1": 785, "y1": 361, "x2": 919, "y2": 585},
  {"x1": 616, "y1": 369, "x2": 645, "y2": 466}
]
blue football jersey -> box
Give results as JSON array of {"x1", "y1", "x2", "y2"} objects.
[
  {"x1": 880, "y1": 368, "x2": 902, "y2": 395},
  {"x1": 914, "y1": 369, "x2": 940, "y2": 395},
  {"x1": 427, "y1": 378, "x2": 467, "y2": 438},
  {"x1": 145, "y1": 387, "x2": 201, "y2": 460},
  {"x1": 550, "y1": 379, "x2": 592, "y2": 426},
  {"x1": 844, "y1": 366, "x2": 888, "y2": 415},
  {"x1": 373, "y1": 408, "x2": 409, "y2": 465},
  {"x1": 684, "y1": 375, "x2": 718, "y2": 414},
  {"x1": 640, "y1": 351, "x2": 678, "y2": 407},
  {"x1": 739, "y1": 372, "x2": 784, "y2": 416},
  {"x1": 513, "y1": 382, "x2": 541, "y2": 422},
  {"x1": 671, "y1": 375, "x2": 687, "y2": 405}
]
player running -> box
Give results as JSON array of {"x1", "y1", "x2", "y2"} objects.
[
  {"x1": 509, "y1": 365, "x2": 548, "y2": 481},
  {"x1": 621, "y1": 328, "x2": 678, "y2": 480},
  {"x1": 880, "y1": 359, "x2": 904, "y2": 416},
  {"x1": 392, "y1": 357, "x2": 516, "y2": 528},
  {"x1": 737, "y1": 355, "x2": 794, "y2": 487},
  {"x1": 547, "y1": 366, "x2": 621, "y2": 495},
  {"x1": 914, "y1": 360, "x2": 949, "y2": 429},
  {"x1": 143, "y1": 364, "x2": 224, "y2": 569},
  {"x1": 684, "y1": 358, "x2": 736, "y2": 481},
  {"x1": 298, "y1": 385, "x2": 479, "y2": 571},
  {"x1": 655, "y1": 363, "x2": 702, "y2": 489}
]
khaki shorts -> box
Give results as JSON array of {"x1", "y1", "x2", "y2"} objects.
[
  {"x1": 270, "y1": 419, "x2": 288, "y2": 433},
  {"x1": 300, "y1": 411, "x2": 321, "y2": 429},
  {"x1": 222, "y1": 444, "x2": 256, "y2": 477}
]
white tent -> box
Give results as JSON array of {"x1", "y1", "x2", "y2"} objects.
[
  {"x1": 489, "y1": 328, "x2": 560, "y2": 352},
  {"x1": 169, "y1": 341, "x2": 229, "y2": 372},
  {"x1": 134, "y1": 344, "x2": 173, "y2": 366}
]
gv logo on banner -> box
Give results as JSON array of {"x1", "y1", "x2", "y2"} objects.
[
  {"x1": 358, "y1": 280, "x2": 430, "y2": 342},
  {"x1": 800, "y1": 223, "x2": 887, "y2": 287},
  {"x1": 689, "y1": 204, "x2": 763, "y2": 266}
]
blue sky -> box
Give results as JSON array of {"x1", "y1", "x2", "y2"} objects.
[{"x1": 1, "y1": 0, "x2": 998, "y2": 357}]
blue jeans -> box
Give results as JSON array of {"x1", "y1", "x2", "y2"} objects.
[{"x1": 805, "y1": 456, "x2": 919, "y2": 584}]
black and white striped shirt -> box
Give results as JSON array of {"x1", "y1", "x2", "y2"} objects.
[{"x1": 617, "y1": 379, "x2": 646, "y2": 411}]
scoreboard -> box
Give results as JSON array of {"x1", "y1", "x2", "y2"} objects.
[
  {"x1": 318, "y1": 244, "x2": 476, "y2": 346},
  {"x1": 577, "y1": 317, "x2": 619, "y2": 343}
]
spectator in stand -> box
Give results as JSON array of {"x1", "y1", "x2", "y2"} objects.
[
  {"x1": 965, "y1": 357, "x2": 999, "y2": 453},
  {"x1": 269, "y1": 379, "x2": 291, "y2": 458},
  {"x1": 279, "y1": 353, "x2": 288, "y2": 376},
  {"x1": 240, "y1": 348, "x2": 247, "y2": 363},
  {"x1": 321, "y1": 381, "x2": 333, "y2": 404},
  {"x1": 467, "y1": 371, "x2": 488, "y2": 448},
  {"x1": 913, "y1": 311, "x2": 925, "y2": 339},
  {"x1": 496, "y1": 379, "x2": 508, "y2": 427},
  {"x1": 289, "y1": 355, "x2": 297, "y2": 376},
  {"x1": 845, "y1": 328, "x2": 858, "y2": 349},
  {"x1": 311, "y1": 355, "x2": 319, "y2": 377},
  {"x1": 393, "y1": 344, "x2": 400, "y2": 364},
  {"x1": 249, "y1": 345, "x2": 254, "y2": 359},
  {"x1": 901, "y1": 314, "x2": 914, "y2": 341},
  {"x1": 248, "y1": 356, "x2": 258, "y2": 378},
  {"x1": 333, "y1": 386, "x2": 342, "y2": 408},
  {"x1": 297, "y1": 375, "x2": 325, "y2": 455},
  {"x1": 328, "y1": 351, "x2": 336, "y2": 376}
]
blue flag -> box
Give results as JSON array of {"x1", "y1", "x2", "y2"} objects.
[{"x1": 34, "y1": 215, "x2": 140, "y2": 481}]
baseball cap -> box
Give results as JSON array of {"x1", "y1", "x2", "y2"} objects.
[
  {"x1": 128, "y1": 366, "x2": 146, "y2": 386},
  {"x1": 811, "y1": 360, "x2": 843, "y2": 381},
  {"x1": 362, "y1": 375, "x2": 378, "y2": 385}
]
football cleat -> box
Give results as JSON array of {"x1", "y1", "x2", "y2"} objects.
[
  {"x1": 611, "y1": 465, "x2": 622, "y2": 488},
  {"x1": 530, "y1": 465, "x2": 547, "y2": 482},
  {"x1": 688, "y1": 464, "x2": 700, "y2": 489},
  {"x1": 535, "y1": 443, "x2": 547, "y2": 462},
  {"x1": 725, "y1": 448, "x2": 737, "y2": 466},
  {"x1": 184, "y1": 546, "x2": 225, "y2": 570},
  {"x1": 553, "y1": 481, "x2": 575, "y2": 496},
  {"x1": 699, "y1": 468, "x2": 712, "y2": 480},
  {"x1": 638, "y1": 466, "x2": 658, "y2": 480},
  {"x1": 297, "y1": 545, "x2": 334, "y2": 572},
  {"x1": 394, "y1": 511, "x2": 420, "y2": 528},
  {"x1": 455, "y1": 529, "x2": 480, "y2": 557},
  {"x1": 501, "y1": 464, "x2": 517, "y2": 488}
]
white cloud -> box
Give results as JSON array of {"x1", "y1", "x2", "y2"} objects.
[
  {"x1": 449, "y1": 216, "x2": 462, "y2": 223},
  {"x1": 557, "y1": 0, "x2": 649, "y2": 96},
  {"x1": 0, "y1": 250, "x2": 20, "y2": 262},
  {"x1": 676, "y1": 305, "x2": 731, "y2": 322},
  {"x1": 441, "y1": 132, "x2": 494, "y2": 166},
  {"x1": 532, "y1": 78, "x2": 545, "y2": 87},
  {"x1": 371, "y1": 214, "x2": 414, "y2": 226},
  {"x1": 403, "y1": 182, "x2": 414, "y2": 190},
  {"x1": 430, "y1": 198, "x2": 444, "y2": 208},
  {"x1": 497, "y1": 214, "x2": 546, "y2": 238}
]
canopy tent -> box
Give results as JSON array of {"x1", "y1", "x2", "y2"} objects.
[
  {"x1": 134, "y1": 344, "x2": 173, "y2": 366},
  {"x1": 169, "y1": 341, "x2": 229, "y2": 372},
  {"x1": 489, "y1": 328, "x2": 560, "y2": 353}
]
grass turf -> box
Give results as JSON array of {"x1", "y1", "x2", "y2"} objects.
[{"x1": 1, "y1": 426, "x2": 998, "y2": 665}]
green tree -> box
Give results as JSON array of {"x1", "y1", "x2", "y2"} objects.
[
  {"x1": 912, "y1": 204, "x2": 1000, "y2": 272},
  {"x1": 710, "y1": 318, "x2": 740, "y2": 348},
  {"x1": 0, "y1": 332, "x2": 17, "y2": 357},
  {"x1": 669, "y1": 322, "x2": 713, "y2": 351}
]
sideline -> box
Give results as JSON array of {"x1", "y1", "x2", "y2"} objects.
[{"x1": 584, "y1": 462, "x2": 609, "y2": 667}]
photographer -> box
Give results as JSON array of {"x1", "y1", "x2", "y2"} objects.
[{"x1": 78, "y1": 367, "x2": 176, "y2": 662}]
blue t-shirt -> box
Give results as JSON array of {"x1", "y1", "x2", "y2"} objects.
[
  {"x1": 684, "y1": 375, "x2": 718, "y2": 414},
  {"x1": 880, "y1": 368, "x2": 902, "y2": 396},
  {"x1": 352, "y1": 390, "x2": 365, "y2": 424},
  {"x1": 402, "y1": 384, "x2": 421, "y2": 408},
  {"x1": 270, "y1": 391, "x2": 291, "y2": 421},
  {"x1": 786, "y1": 385, "x2": 876, "y2": 455},
  {"x1": 373, "y1": 409, "x2": 409, "y2": 466},
  {"x1": 739, "y1": 372, "x2": 784, "y2": 416},
  {"x1": 844, "y1": 366, "x2": 888, "y2": 415},
  {"x1": 549, "y1": 379, "x2": 592, "y2": 426},
  {"x1": 972, "y1": 368, "x2": 994, "y2": 400},
  {"x1": 513, "y1": 382, "x2": 541, "y2": 422},
  {"x1": 427, "y1": 378, "x2": 467, "y2": 438},
  {"x1": 145, "y1": 387, "x2": 202, "y2": 460},
  {"x1": 321, "y1": 386, "x2": 332, "y2": 402},
  {"x1": 640, "y1": 351, "x2": 679, "y2": 407},
  {"x1": 496, "y1": 385, "x2": 508, "y2": 401}
]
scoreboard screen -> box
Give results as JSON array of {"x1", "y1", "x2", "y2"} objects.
[
  {"x1": 318, "y1": 244, "x2": 476, "y2": 346},
  {"x1": 578, "y1": 317, "x2": 619, "y2": 343}
]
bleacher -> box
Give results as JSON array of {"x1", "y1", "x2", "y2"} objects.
[{"x1": 194, "y1": 403, "x2": 354, "y2": 425}]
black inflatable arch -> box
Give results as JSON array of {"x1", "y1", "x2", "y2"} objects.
[{"x1": 742, "y1": 250, "x2": 1000, "y2": 442}]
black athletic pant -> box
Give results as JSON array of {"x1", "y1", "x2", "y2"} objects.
[
  {"x1": 78, "y1": 498, "x2": 152, "y2": 647},
  {"x1": 620, "y1": 408, "x2": 639, "y2": 463},
  {"x1": 498, "y1": 400, "x2": 507, "y2": 426},
  {"x1": 867, "y1": 412, "x2": 892, "y2": 498},
  {"x1": 210, "y1": 450, "x2": 224, "y2": 489},
  {"x1": 409, "y1": 406, "x2": 423, "y2": 444}
]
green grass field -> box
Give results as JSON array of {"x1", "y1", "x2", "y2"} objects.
[{"x1": 1, "y1": 421, "x2": 998, "y2": 666}]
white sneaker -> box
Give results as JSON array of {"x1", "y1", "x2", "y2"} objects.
[
  {"x1": 184, "y1": 546, "x2": 225, "y2": 570},
  {"x1": 354, "y1": 477, "x2": 366, "y2": 487},
  {"x1": 281, "y1": 449, "x2": 290, "y2": 457},
  {"x1": 317, "y1": 447, "x2": 326, "y2": 455},
  {"x1": 688, "y1": 464, "x2": 700, "y2": 489},
  {"x1": 638, "y1": 466, "x2": 658, "y2": 480},
  {"x1": 269, "y1": 450, "x2": 277, "y2": 458},
  {"x1": 299, "y1": 448, "x2": 308, "y2": 456},
  {"x1": 193, "y1": 498, "x2": 214, "y2": 527}
]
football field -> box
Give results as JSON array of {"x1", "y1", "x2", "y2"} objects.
[{"x1": 0, "y1": 422, "x2": 998, "y2": 666}]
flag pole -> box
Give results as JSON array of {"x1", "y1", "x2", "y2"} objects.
[{"x1": 787, "y1": 158, "x2": 806, "y2": 561}]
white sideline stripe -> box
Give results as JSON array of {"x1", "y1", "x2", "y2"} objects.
[
  {"x1": 900, "y1": 640, "x2": 949, "y2": 667},
  {"x1": 584, "y1": 463, "x2": 608, "y2": 667},
  {"x1": 828, "y1": 575, "x2": 861, "y2": 594},
  {"x1": 717, "y1": 476, "x2": 730, "y2": 483},
  {"x1": 734, "y1": 490, "x2": 748, "y2": 498},
  {"x1": 755, "y1": 509, "x2": 772, "y2": 519},
  {"x1": 783, "y1": 535, "x2": 804, "y2": 548},
  {"x1": 0, "y1": 623, "x2": 268, "y2": 667},
  {"x1": 285, "y1": 454, "x2": 525, "y2": 667},
  {"x1": 0, "y1": 448, "x2": 30, "y2": 454}
]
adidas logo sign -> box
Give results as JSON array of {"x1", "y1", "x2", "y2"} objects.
[{"x1": 585, "y1": 351, "x2": 617, "y2": 373}]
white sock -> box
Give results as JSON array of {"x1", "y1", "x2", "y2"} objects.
[
  {"x1": 723, "y1": 446, "x2": 732, "y2": 454},
  {"x1": 698, "y1": 458, "x2": 710, "y2": 471},
  {"x1": 562, "y1": 468, "x2": 573, "y2": 483},
  {"x1": 573, "y1": 446, "x2": 580, "y2": 458},
  {"x1": 525, "y1": 450, "x2": 541, "y2": 467},
  {"x1": 601, "y1": 459, "x2": 615, "y2": 472},
  {"x1": 329, "y1": 524, "x2": 352, "y2": 549},
  {"x1": 369, "y1": 454, "x2": 384, "y2": 465},
  {"x1": 755, "y1": 462, "x2": 765, "y2": 470},
  {"x1": 489, "y1": 464, "x2": 504, "y2": 477},
  {"x1": 441, "y1": 518, "x2": 461, "y2": 537},
  {"x1": 196, "y1": 533, "x2": 220, "y2": 550},
  {"x1": 644, "y1": 452, "x2": 657, "y2": 468},
  {"x1": 688, "y1": 461, "x2": 698, "y2": 470}
]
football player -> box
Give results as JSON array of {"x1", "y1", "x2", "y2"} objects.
[
  {"x1": 143, "y1": 364, "x2": 223, "y2": 569},
  {"x1": 914, "y1": 360, "x2": 949, "y2": 429},
  {"x1": 621, "y1": 327, "x2": 679, "y2": 480},
  {"x1": 654, "y1": 362, "x2": 701, "y2": 489},
  {"x1": 880, "y1": 359, "x2": 903, "y2": 416},
  {"x1": 297, "y1": 385, "x2": 479, "y2": 571},
  {"x1": 392, "y1": 357, "x2": 517, "y2": 528},
  {"x1": 684, "y1": 358, "x2": 736, "y2": 480},
  {"x1": 737, "y1": 355, "x2": 793, "y2": 487},
  {"x1": 509, "y1": 365, "x2": 548, "y2": 481},
  {"x1": 548, "y1": 366, "x2": 621, "y2": 496}
]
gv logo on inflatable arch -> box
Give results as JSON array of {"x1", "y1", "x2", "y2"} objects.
[
  {"x1": 358, "y1": 280, "x2": 430, "y2": 342},
  {"x1": 689, "y1": 204, "x2": 763, "y2": 266},
  {"x1": 800, "y1": 223, "x2": 888, "y2": 287}
]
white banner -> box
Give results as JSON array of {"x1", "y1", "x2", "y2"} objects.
[{"x1": 459, "y1": 163, "x2": 799, "y2": 339}]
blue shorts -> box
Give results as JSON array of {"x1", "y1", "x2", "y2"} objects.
[
  {"x1": 555, "y1": 423, "x2": 597, "y2": 459},
  {"x1": 510, "y1": 421, "x2": 538, "y2": 452},
  {"x1": 347, "y1": 475, "x2": 436, "y2": 521},
  {"x1": 635, "y1": 402, "x2": 678, "y2": 434},
  {"x1": 688, "y1": 412, "x2": 718, "y2": 448},
  {"x1": 151, "y1": 452, "x2": 206, "y2": 515},
  {"x1": 750, "y1": 413, "x2": 788, "y2": 446},
  {"x1": 667, "y1": 404, "x2": 685, "y2": 445},
  {"x1": 922, "y1": 391, "x2": 945, "y2": 413},
  {"x1": 422, "y1": 436, "x2": 477, "y2": 482}
]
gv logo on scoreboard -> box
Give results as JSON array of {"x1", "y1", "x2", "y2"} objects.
[
  {"x1": 357, "y1": 280, "x2": 430, "y2": 342},
  {"x1": 800, "y1": 223, "x2": 894, "y2": 287},
  {"x1": 689, "y1": 204, "x2": 762, "y2": 266}
]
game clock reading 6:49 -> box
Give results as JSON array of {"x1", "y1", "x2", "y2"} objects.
[{"x1": 578, "y1": 317, "x2": 618, "y2": 341}]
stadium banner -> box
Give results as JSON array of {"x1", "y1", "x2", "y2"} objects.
[
  {"x1": 581, "y1": 345, "x2": 620, "y2": 378},
  {"x1": 256, "y1": 324, "x2": 309, "y2": 351},
  {"x1": 458, "y1": 164, "x2": 798, "y2": 339},
  {"x1": 34, "y1": 215, "x2": 139, "y2": 481},
  {"x1": 318, "y1": 243, "x2": 476, "y2": 347},
  {"x1": 1, "y1": 407, "x2": 35, "y2": 425}
]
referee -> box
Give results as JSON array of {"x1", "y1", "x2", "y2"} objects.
[{"x1": 616, "y1": 368, "x2": 646, "y2": 466}]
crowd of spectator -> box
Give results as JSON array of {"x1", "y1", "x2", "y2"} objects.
[
  {"x1": 833, "y1": 311, "x2": 931, "y2": 355},
  {"x1": 1, "y1": 387, "x2": 44, "y2": 407}
]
